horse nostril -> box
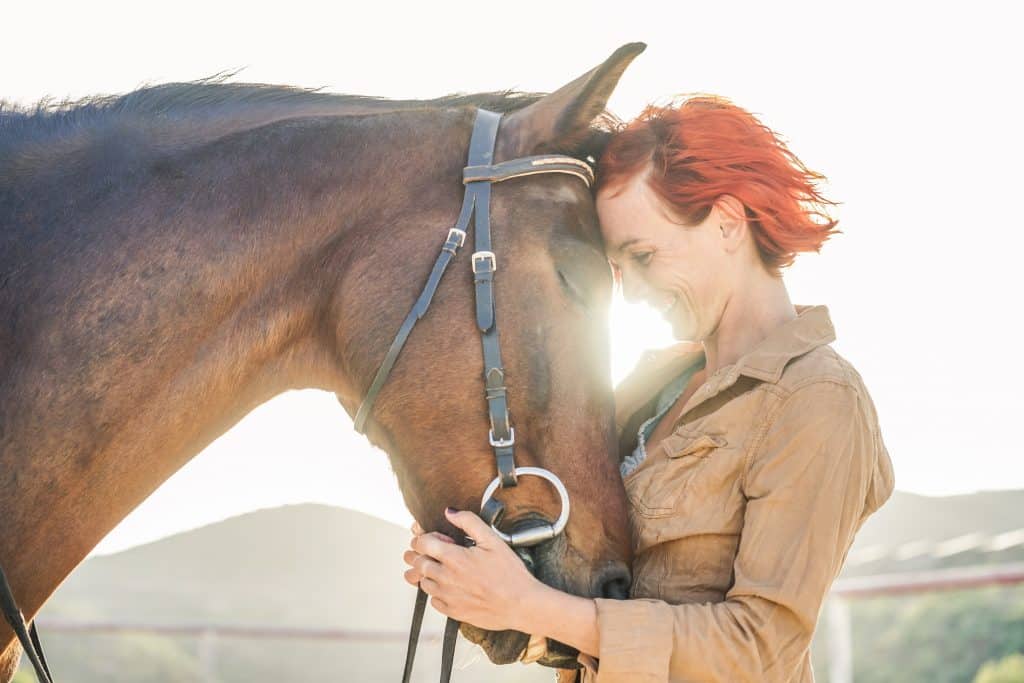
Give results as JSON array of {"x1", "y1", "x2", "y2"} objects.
[{"x1": 596, "y1": 563, "x2": 632, "y2": 600}]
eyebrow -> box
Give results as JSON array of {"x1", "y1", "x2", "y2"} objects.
[{"x1": 610, "y1": 237, "x2": 644, "y2": 253}]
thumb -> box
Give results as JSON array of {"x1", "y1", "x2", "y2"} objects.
[{"x1": 445, "y1": 508, "x2": 501, "y2": 548}]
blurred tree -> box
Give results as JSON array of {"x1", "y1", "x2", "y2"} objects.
[
  {"x1": 811, "y1": 586, "x2": 1024, "y2": 683},
  {"x1": 974, "y1": 654, "x2": 1024, "y2": 683}
]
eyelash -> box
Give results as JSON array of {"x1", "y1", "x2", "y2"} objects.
[{"x1": 631, "y1": 251, "x2": 653, "y2": 266}]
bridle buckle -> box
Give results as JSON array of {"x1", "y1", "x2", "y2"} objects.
[
  {"x1": 472, "y1": 250, "x2": 497, "y2": 273},
  {"x1": 446, "y1": 227, "x2": 467, "y2": 248},
  {"x1": 488, "y1": 426, "x2": 515, "y2": 448}
]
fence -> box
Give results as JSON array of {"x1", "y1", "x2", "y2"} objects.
[
  {"x1": 826, "y1": 562, "x2": 1024, "y2": 683},
  {"x1": 30, "y1": 621, "x2": 443, "y2": 681},
  {"x1": 32, "y1": 562, "x2": 1024, "y2": 683}
]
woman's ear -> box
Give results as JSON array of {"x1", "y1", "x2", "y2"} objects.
[
  {"x1": 495, "y1": 43, "x2": 645, "y2": 161},
  {"x1": 714, "y1": 195, "x2": 749, "y2": 253}
]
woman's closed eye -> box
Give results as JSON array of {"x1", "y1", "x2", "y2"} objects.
[{"x1": 631, "y1": 251, "x2": 654, "y2": 267}]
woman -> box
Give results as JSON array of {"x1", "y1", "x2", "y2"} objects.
[{"x1": 403, "y1": 95, "x2": 895, "y2": 682}]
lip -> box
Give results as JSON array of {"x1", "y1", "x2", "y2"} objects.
[{"x1": 653, "y1": 293, "x2": 678, "y2": 318}]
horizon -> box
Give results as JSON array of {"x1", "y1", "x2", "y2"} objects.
[
  {"x1": 89, "y1": 485, "x2": 1024, "y2": 560},
  {"x1": 92, "y1": 483, "x2": 1024, "y2": 559}
]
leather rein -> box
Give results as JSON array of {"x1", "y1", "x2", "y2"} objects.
[{"x1": 0, "y1": 108, "x2": 593, "y2": 683}]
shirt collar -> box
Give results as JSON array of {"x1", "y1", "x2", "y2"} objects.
[
  {"x1": 614, "y1": 305, "x2": 836, "y2": 428},
  {"x1": 729, "y1": 304, "x2": 836, "y2": 385},
  {"x1": 674, "y1": 304, "x2": 837, "y2": 421}
]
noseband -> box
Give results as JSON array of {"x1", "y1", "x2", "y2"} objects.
[{"x1": 351, "y1": 109, "x2": 592, "y2": 682}]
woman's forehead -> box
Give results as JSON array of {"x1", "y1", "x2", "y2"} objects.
[{"x1": 598, "y1": 179, "x2": 676, "y2": 252}]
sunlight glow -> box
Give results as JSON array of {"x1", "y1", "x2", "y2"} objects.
[{"x1": 609, "y1": 293, "x2": 678, "y2": 385}]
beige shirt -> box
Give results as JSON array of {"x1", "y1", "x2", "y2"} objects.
[{"x1": 563, "y1": 305, "x2": 894, "y2": 683}]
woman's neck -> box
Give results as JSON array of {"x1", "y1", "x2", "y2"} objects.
[{"x1": 701, "y1": 268, "x2": 796, "y2": 375}]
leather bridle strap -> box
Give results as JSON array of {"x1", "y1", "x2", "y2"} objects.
[
  {"x1": 465, "y1": 109, "x2": 518, "y2": 487},
  {"x1": 352, "y1": 110, "x2": 594, "y2": 469},
  {"x1": 352, "y1": 199, "x2": 474, "y2": 434},
  {"x1": 401, "y1": 587, "x2": 429, "y2": 683},
  {"x1": 349, "y1": 107, "x2": 593, "y2": 682},
  {"x1": 353, "y1": 108, "x2": 504, "y2": 436},
  {"x1": 0, "y1": 563, "x2": 54, "y2": 683}
]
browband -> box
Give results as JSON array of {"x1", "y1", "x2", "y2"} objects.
[
  {"x1": 463, "y1": 155, "x2": 595, "y2": 187},
  {"x1": 352, "y1": 114, "x2": 595, "y2": 440}
]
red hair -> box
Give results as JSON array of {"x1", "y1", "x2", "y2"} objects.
[{"x1": 597, "y1": 95, "x2": 839, "y2": 272}]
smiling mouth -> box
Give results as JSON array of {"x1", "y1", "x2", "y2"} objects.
[{"x1": 657, "y1": 294, "x2": 678, "y2": 317}]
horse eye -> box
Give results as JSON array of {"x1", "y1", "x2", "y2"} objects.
[{"x1": 558, "y1": 270, "x2": 587, "y2": 307}]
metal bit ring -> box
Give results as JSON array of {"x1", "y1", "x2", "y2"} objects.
[{"x1": 479, "y1": 467, "x2": 570, "y2": 548}]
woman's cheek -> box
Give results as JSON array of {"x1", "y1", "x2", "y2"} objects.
[{"x1": 671, "y1": 287, "x2": 702, "y2": 341}]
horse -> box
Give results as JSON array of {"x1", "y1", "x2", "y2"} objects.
[{"x1": 0, "y1": 43, "x2": 646, "y2": 679}]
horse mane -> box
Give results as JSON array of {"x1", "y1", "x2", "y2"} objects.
[
  {"x1": 0, "y1": 76, "x2": 533, "y2": 155},
  {"x1": 0, "y1": 75, "x2": 616, "y2": 181}
]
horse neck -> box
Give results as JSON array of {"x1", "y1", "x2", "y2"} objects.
[{"x1": 0, "y1": 108, "x2": 456, "y2": 634}]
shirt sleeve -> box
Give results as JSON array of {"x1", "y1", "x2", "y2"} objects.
[{"x1": 591, "y1": 379, "x2": 889, "y2": 682}]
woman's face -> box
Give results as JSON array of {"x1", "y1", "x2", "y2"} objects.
[{"x1": 597, "y1": 174, "x2": 734, "y2": 342}]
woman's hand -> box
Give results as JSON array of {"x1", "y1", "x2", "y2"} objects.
[{"x1": 402, "y1": 508, "x2": 543, "y2": 633}]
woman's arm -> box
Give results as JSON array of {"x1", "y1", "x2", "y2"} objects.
[
  {"x1": 406, "y1": 379, "x2": 893, "y2": 681},
  {"x1": 587, "y1": 380, "x2": 893, "y2": 682}
]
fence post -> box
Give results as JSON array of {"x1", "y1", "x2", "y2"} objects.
[
  {"x1": 827, "y1": 597, "x2": 852, "y2": 683},
  {"x1": 199, "y1": 628, "x2": 218, "y2": 682}
]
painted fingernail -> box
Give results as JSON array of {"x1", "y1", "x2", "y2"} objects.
[{"x1": 445, "y1": 507, "x2": 457, "y2": 515}]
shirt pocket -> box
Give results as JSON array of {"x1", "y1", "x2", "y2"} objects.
[{"x1": 625, "y1": 426, "x2": 730, "y2": 520}]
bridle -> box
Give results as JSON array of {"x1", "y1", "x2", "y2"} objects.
[
  {"x1": 0, "y1": 108, "x2": 594, "y2": 683},
  {"x1": 352, "y1": 108, "x2": 593, "y2": 682}
]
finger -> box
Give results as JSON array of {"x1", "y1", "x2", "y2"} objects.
[
  {"x1": 403, "y1": 550, "x2": 421, "y2": 567},
  {"x1": 403, "y1": 567, "x2": 421, "y2": 587},
  {"x1": 418, "y1": 531, "x2": 456, "y2": 546},
  {"x1": 413, "y1": 533, "x2": 460, "y2": 560},
  {"x1": 414, "y1": 556, "x2": 444, "y2": 582},
  {"x1": 420, "y1": 576, "x2": 448, "y2": 600},
  {"x1": 444, "y1": 508, "x2": 500, "y2": 548},
  {"x1": 429, "y1": 595, "x2": 451, "y2": 616},
  {"x1": 409, "y1": 531, "x2": 456, "y2": 553},
  {"x1": 410, "y1": 523, "x2": 455, "y2": 545}
]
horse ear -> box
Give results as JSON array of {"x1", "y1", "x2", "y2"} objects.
[{"x1": 496, "y1": 42, "x2": 646, "y2": 159}]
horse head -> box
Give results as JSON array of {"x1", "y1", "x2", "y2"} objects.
[{"x1": 333, "y1": 44, "x2": 645, "y2": 666}]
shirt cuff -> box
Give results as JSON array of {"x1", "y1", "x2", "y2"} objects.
[{"x1": 593, "y1": 598, "x2": 675, "y2": 682}]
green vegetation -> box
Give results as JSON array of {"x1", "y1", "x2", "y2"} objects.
[
  {"x1": 810, "y1": 586, "x2": 1024, "y2": 682},
  {"x1": 975, "y1": 654, "x2": 1024, "y2": 683}
]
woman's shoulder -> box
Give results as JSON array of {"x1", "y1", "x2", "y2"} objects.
[{"x1": 777, "y1": 342, "x2": 872, "y2": 400}]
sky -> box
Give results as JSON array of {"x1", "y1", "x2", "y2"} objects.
[{"x1": 4, "y1": 1, "x2": 1021, "y2": 555}]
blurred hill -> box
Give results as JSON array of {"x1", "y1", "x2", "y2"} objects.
[
  {"x1": 857, "y1": 489, "x2": 1024, "y2": 548},
  {"x1": 34, "y1": 504, "x2": 551, "y2": 682},
  {"x1": 27, "y1": 489, "x2": 1024, "y2": 681},
  {"x1": 844, "y1": 489, "x2": 1024, "y2": 576}
]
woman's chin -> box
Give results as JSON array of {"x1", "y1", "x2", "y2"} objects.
[{"x1": 669, "y1": 317, "x2": 701, "y2": 343}]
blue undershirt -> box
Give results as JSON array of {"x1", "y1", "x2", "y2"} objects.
[{"x1": 620, "y1": 357, "x2": 706, "y2": 478}]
